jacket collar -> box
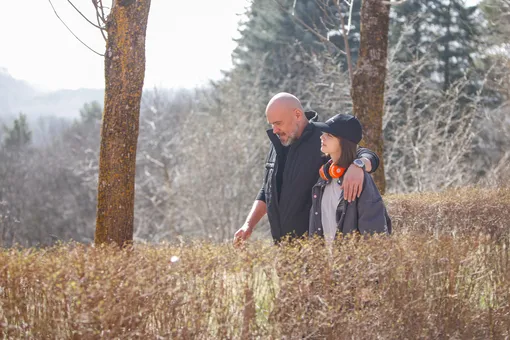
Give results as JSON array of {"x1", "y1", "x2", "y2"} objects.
[
  {"x1": 305, "y1": 110, "x2": 319, "y2": 122},
  {"x1": 316, "y1": 176, "x2": 343, "y2": 187}
]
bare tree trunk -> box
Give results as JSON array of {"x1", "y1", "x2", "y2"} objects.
[
  {"x1": 350, "y1": 0, "x2": 390, "y2": 194},
  {"x1": 443, "y1": 1, "x2": 452, "y2": 92},
  {"x1": 95, "y1": 0, "x2": 151, "y2": 247}
]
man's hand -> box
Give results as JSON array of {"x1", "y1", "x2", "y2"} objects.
[
  {"x1": 341, "y1": 164, "x2": 365, "y2": 202},
  {"x1": 234, "y1": 200, "x2": 266, "y2": 248},
  {"x1": 234, "y1": 223, "x2": 253, "y2": 248}
]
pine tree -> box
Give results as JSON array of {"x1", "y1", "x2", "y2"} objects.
[
  {"x1": 323, "y1": 0, "x2": 362, "y2": 69},
  {"x1": 231, "y1": 0, "x2": 362, "y2": 90},
  {"x1": 390, "y1": 0, "x2": 482, "y2": 92},
  {"x1": 79, "y1": 101, "x2": 102, "y2": 123},
  {"x1": 479, "y1": 0, "x2": 510, "y2": 100},
  {"x1": 2, "y1": 113, "x2": 31, "y2": 150},
  {"x1": 480, "y1": 0, "x2": 510, "y2": 46},
  {"x1": 232, "y1": 0, "x2": 294, "y2": 89}
]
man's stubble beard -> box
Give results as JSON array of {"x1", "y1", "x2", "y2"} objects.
[{"x1": 280, "y1": 123, "x2": 300, "y2": 147}]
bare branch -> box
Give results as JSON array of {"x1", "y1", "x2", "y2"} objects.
[
  {"x1": 67, "y1": 0, "x2": 105, "y2": 30},
  {"x1": 93, "y1": 0, "x2": 107, "y2": 25},
  {"x1": 91, "y1": 0, "x2": 108, "y2": 41},
  {"x1": 315, "y1": 0, "x2": 336, "y2": 27},
  {"x1": 335, "y1": 0, "x2": 353, "y2": 84},
  {"x1": 96, "y1": 14, "x2": 108, "y2": 42},
  {"x1": 346, "y1": 0, "x2": 354, "y2": 34},
  {"x1": 381, "y1": 0, "x2": 408, "y2": 5},
  {"x1": 95, "y1": 8, "x2": 108, "y2": 41},
  {"x1": 273, "y1": 0, "x2": 346, "y2": 55},
  {"x1": 47, "y1": 0, "x2": 104, "y2": 56}
]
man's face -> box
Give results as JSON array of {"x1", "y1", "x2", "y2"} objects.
[{"x1": 267, "y1": 108, "x2": 300, "y2": 146}]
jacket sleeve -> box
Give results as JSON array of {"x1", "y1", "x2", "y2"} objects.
[
  {"x1": 356, "y1": 147, "x2": 380, "y2": 174},
  {"x1": 256, "y1": 187, "x2": 266, "y2": 203},
  {"x1": 356, "y1": 174, "x2": 390, "y2": 235},
  {"x1": 256, "y1": 147, "x2": 272, "y2": 203}
]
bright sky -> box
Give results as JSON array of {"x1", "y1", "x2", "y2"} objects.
[
  {"x1": 0, "y1": 0, "x2": 249, "y2": 91},
  {"x1": 1, "y1": 0, "x2": 481, "y2": 92}
]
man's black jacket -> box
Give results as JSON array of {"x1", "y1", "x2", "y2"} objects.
[{"x1": 256, "y1": 111, "x2": 380, "y2": 242}]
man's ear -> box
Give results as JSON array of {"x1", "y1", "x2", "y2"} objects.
[{"x1": 295, "y1": 109, "x2": 303, "y2": 120}]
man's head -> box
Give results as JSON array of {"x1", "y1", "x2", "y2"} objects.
[{"x1": 265, "y1": 92, "x2": 308, "y2": 146}]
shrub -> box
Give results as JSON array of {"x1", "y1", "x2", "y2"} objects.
[{"x1": 1, "y1": 231, "x2": 509, "y2": 338}]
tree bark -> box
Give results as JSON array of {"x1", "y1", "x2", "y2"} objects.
[
  {"x1": 443, "y1": 1, "x2": 452, "y2": 92},
  {"x1": 350, "y1": 0, "x2": 390, "y2": 194},
  {"x1": 95, "y1": 0, "x2": 151, "y2": 247}
]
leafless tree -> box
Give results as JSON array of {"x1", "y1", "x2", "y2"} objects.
[
  {"x1": 48, "y1": 0, "x2": 152, "y2": 247},
  {"x1": 4, "y1": 2, "x2": 510, "y2": 245}
]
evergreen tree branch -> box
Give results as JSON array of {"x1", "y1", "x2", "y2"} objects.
[{"x1": 273, "y1": 0, "x2": 347, "y2": 55}]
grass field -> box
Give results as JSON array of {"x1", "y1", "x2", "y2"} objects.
[{"x1": 1, "y1": 188, "x2": 510, "y2": 339}]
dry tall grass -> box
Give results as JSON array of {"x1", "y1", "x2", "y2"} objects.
[
  {"x1": 1, "y1": 188, "x2": 510, "y2": 339},
  {"x1": 386, "y1": 187, "x2": 510, "y2": 240}
]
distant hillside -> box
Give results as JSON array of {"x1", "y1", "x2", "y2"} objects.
[
  {"x1": 0, "y1": 68, "x2": 37, "y2": 116},
  {"x1": 0, "y1": 68, "x2": 104, "y2": 119}
]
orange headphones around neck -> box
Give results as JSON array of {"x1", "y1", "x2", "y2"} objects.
[{"x1": 319, "y1": 159, "x2": 346, "y2": 181}]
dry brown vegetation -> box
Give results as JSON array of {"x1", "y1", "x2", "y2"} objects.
[
  {"x1": 386, "y1": 187, "x2": 510, "y2": 240},
  {"x1": 2, "y1": 188, "x2": 510, "y2": 339}
]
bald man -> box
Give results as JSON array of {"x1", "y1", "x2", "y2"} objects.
[{"x1": 234, "y1": 93, "x2": 380, "y2": 244}]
